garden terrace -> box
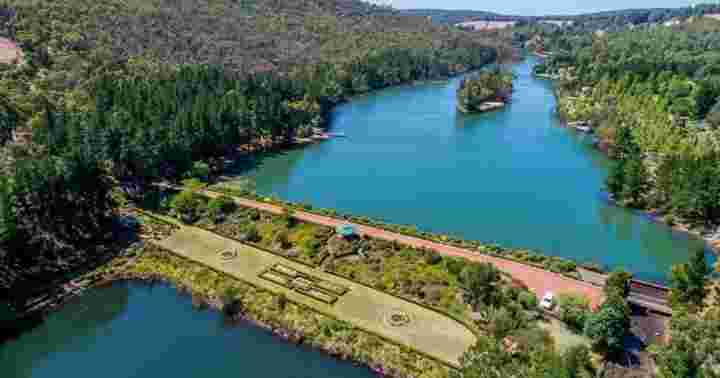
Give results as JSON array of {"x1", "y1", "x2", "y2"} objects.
[
  {"x1": 160, "y1": 185, "x2": 605, "y2": 309},
  {"x1": 152, "y1": 217, "x2": 477, "y2": 366},
  {"x1": 149, "y1": 185, "x2": 552, "y2": 317},
  {"x1": 107, "y1": 242, "x2": 452, "y2": 378}
]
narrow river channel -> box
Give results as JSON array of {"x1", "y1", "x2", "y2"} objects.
[
  {"x1": 241, "y1": 57, "x2": 713, "y2": 284},
  {"x1": 0, "y1": 282, "x2": 376, "y2": 378}
]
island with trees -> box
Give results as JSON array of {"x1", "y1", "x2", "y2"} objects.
[{"x1": 456, "y1": 70, "x2": 513, "y2": 113}]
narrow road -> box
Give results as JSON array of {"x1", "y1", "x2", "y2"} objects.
[{"x1": 201, "y1": 188, "x2": 605, "y2": 309}]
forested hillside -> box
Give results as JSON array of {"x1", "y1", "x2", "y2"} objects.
[
  {"x1": 536, "y1": 18, "x2": 720, "y2": 228},
  {"x1": 0, "y1": 0, "x2": 500, "y2": 312}
]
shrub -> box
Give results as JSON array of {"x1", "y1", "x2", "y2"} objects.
[
  {"x1": 320, "y1": 319, "x2": 353, "y2": 337},
  {"x1": 274, "y1": 230, "x2": 292, "y2": 250},
  {"x1": 584, "y1": 293, "x2": 631, "y2": 355},
  {"x1": 301, "y1": 237, "x2": 322, "y2": 257},
  {"x1": 460, "y1": 262, "x2": 503, "y2": 309},
  {"x1": 550, "y1": 259, "x2": 577, "y2": 273},
  {"x1": 207, "y1": 196, "x2": 237, "y2": 222},
  {"x1": 281, "y1": 207, "x2": 295, "y2": 228},
  {"x1": 518, "y1": 290, "x2": 539, "y2": 310},
  {"x1": 181, "y1": 178, "x2": 206, "y2": 191},
  {"x1": 248, "y1": 209, "x2": 261, "y2": 221},
  {"x1": 274, "y1": 293, "x2": 288, "y2": 311},
  {"x1": 557, "y1": 294, "x2": 591, "y2": 333},
  {"x1": 605, "y1": 269, "x2": 632, "y2": 297},
  {"x1": 243, "y1": 224, "x2": 261, "y2": 243},
  {"x1": 222, "y1": 286, "x2": 244, "y2": 317},
  {"x1": 140, "y1": 190, "x2": 164, "y2": 211},
  {"x1": 444, "y1": 257, "x2": 465, "y2": 276},
  {"x1": 191, "y1": 161, "x2": 210, "y2": 181},
  {"x1": 170, "y1": 189, "x2": 204, "y2": 223},
  {"x1": 424, "y1": 252, "x2": 442, "y2": 265}
]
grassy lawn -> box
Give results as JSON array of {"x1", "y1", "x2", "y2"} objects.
[
  {"x1": 115, "y1": 242, "x2": 451, "y2": 378},
  {"x1": 155, "y1": 222, "x2": 476, "y2": 366}
]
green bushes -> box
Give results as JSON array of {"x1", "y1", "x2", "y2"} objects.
[
  {"x1": 320, "y1": 319, "x2": 354, "y2": 337},
  {"x1": 459, "y1": 263, "x2": 503, "y2": 309},
  {"x1": 556, "y1": 294, "x2": 591, "y2": 333},
  {"x1": 518, "y1": 290, "x2": 539, "y2": 310},
  {"x1": 170, "y1": 190, "x2": 206, "y2": 223},
  {"x1": 242, "y1": 224, "x2": 261, "y2": 243},
  {"x1": 207, "y1": 196, "x2": 237, "y2": 222},
  {"x1": 584, "y1": 293, "x2": 631, "y2": 356},
  {"x1": 190, "y1": 162, "x2": 211, "y2": 182},
  {"x1": 211, "y1": 187, "x2": 589, "y2": 278},
  {"x1": 443, "y1": 258, "x2": 465, "y2": 276},
  {"x1": 604, "y1": 269, "x2": 632, "y2": 297}
]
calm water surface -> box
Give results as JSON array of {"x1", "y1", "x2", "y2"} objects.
[
  {"x1": 0, "y1": 282, "x2": 376, "y2": 378},
  {"x1": 243, "y1": 58, "x2": 713, "y2": 283}
]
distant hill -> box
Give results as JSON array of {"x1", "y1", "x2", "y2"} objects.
[
  {"x1": 397, "y1": 9, "x2": 508, "y2": 24},
  {"x1": 400, "y1": 4, "x2": 720, "y2": 26}
]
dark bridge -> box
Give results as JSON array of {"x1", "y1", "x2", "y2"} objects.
[{"x1": 628, "y1": 279, "x2": 672, "y2": 315}]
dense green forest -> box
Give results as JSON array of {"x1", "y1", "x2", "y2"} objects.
[
  {"x1": 534, "y1": 18, "x2": 720, "y2": 228},
  {"x1": 0, "y1": 0, "x2": 500, "y2": 314},
  {"x1": 529, "y1": 19, "x2": 720, "y2": 377}
]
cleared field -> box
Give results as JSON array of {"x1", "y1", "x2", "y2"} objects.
[{"x1": 156, "y1": 223, "x2": 476, "y2": 366}]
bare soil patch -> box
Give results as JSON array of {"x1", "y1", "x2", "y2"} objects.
[{"x1": 0, "y1": 37, "x2": 22, "y2": 64}]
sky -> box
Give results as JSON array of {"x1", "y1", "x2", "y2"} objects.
[{"x1": 387, "y1": 0, "x2": 694, "y2": 16}]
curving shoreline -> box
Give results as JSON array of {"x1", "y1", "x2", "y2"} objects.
[
  {"x1": 101, "y1": 246, "x2": 450, "y2": 378},
  {"x1": 5, "y1": 239, "x2": 451, "y2": 378}
]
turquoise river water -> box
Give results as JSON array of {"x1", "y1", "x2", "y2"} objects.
[
  {"x1": 1, "y1": 282, "x2": 376, "y2": 378},
  {"x1": 243, "y1": 57, "x2": 714, "y2": 283},
  {"x1": 2, "y1": 57, "x2": 716, "y2": 378}
]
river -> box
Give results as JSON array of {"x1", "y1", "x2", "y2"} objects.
[
  {"x1": 240, "y1": 57, "x2": 713, "y2": 284},
  {"x1": 1, "y1": 57, "x2": 713, "y2": 377},
  {"x1": 0, "y1": 282, "x2": 376, "y2": 378}
]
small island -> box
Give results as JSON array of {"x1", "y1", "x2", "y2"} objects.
[{"x1": 456, "y1": 70, "x2": 513, "y2": 113}]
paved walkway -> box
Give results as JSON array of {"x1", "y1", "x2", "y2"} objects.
[
  {"x1": 155, "y1": 222, "x2": 476, "y2": 366},
  {"x1": 201, "y1": 189, "x2": 605, "y2": 309}
]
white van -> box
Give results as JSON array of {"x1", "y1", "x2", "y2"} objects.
[{"x1": 540, "y1": 292, "x2": 555, "y2": 310}]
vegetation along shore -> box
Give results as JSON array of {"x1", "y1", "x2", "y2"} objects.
[
  {"x1": 3, "y1": 1, "x2": 720, "y2": 378},
  {"x1": 523, "y1": 17, "x2": 720, "y2": 255}
]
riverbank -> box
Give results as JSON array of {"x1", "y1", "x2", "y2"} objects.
[
  {"x1": 553, "y1": 85, "x2": 720, "y2": 257},
  {"x1": 457, "y1": 101, "x2": 506, "y2": 114},
  {"x1": 5, "y1": 214, "x2": 451, "y2": 378},
  {"x1": 103, "y1": 244, "x2": 451, "y2": 378}
]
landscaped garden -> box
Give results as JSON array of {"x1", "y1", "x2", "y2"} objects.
[
  {"x1": 100, "y1": 242, "x2": 451, "y2": 378},
  {"x1": 139, "y1": 185, "x2": 551, "y2": 322},
  {"x1": 111, "y1": 183, "x2": 607, "y2": 376}
]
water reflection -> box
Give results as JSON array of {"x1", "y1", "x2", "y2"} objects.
[
  {"x1": 1, "y1": 283, "x2": 130, "y2": 377},
  {"x1": 1, "y1": 282, "x2": 375, "y2": 378}
]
